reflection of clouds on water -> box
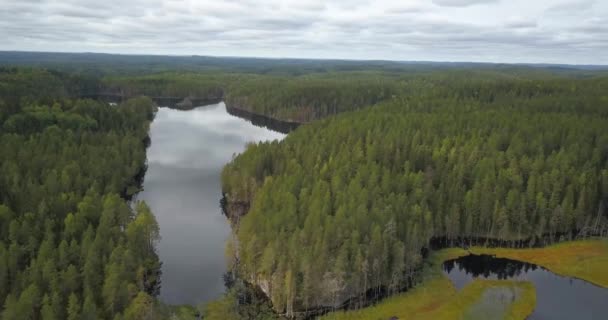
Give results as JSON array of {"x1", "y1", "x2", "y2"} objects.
[
  {"x1": 138, "y1": 102, "x2": 285, "y2": 305},
  {"x1": 147, "y1": 102, "x2": 284, "y2": 170}
]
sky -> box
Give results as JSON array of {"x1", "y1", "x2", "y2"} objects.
[{"x1": 0, "y1": 0, "x2": 606, "y2": 64}]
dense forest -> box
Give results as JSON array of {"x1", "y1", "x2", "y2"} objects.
[
  {"x1": 0, "y1": 68, "x2": 164, "y2": 319},
  {"x1": 221, "y1": 75, "x2": 608, "y2": 316},
  {"x1": 223, "y1": 72, "x2": 399, "y2": 122},
  {"x1": 101, "y1": 73, "x2": 229, "y2": 101},
  {"x1": 101, "y1": 69, "x2": 608, "y2": 125},
  {"x1": 100, "y1": 71, "x2": 400, "y2": 122},
  {"x1": 2, "y1": 54, "x2": 608, "y2": 319}
]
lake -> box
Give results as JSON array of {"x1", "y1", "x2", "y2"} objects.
[
  {"x1": 137, "y1": 102, "x2": 285, "y2": 305},
  {"x1": 444, "y1": 254, "x2": 608, "y2": 319}
]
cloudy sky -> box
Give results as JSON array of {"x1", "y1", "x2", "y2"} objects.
[{"x1": 1, "y1": 0, "x2": 606, "y2": 64}]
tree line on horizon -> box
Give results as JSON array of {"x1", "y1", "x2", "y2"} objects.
[{"x1": 102, "y1": 68, "x2": 608, "y2": 124}]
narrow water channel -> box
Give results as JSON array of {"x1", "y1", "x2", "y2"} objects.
[
  {"x1": 443, "y1": 254, "x2": 608, "y2": 319},
  {"x1": 137, "y1": 102, "x2": 285, "y2": 305}
]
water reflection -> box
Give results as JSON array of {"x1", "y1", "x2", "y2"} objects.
[
  {"x1": 137, "y1": 102, "x2": 285, "y2": 305},
  {"x1": 444, "y1": 254, "x2": 608, "y2": 320},
  {"x1": 443, "y1": 254, "x2": 537, "y2": 283}
]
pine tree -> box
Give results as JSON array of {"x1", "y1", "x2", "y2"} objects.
[{"x1": 67, "y1": 293, "x2": 80, "y2": 320}]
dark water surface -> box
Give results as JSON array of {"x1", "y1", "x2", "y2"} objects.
[
  {"x1": 443, "y1": 254, "x2": 608, "y2": 320},
  {"x1": 137, "y1": 102, "x2": 284, "y2": 305}
]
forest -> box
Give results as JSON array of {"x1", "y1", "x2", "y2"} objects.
[
  {"x1": 0, "y1": 67, "x2": 163, "y2": 319},
  {"x1": 2, "y1": 55, "x2": 608, "y2": 319},
  {"x1": 100, "y1": 71, "x2": 399, "y2": 122},
  {"x1": 100, "y1": 68, "x2": 608, "y2": 125},
  {"x1": 221, "y1": 74, "x2": 608, "y2": 317}
]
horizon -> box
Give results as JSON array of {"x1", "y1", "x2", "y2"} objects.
[{"x1": 2, "y1": 50, "x2": 607, "y2": 68}]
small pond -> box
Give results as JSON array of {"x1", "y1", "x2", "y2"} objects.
[{"x1": 443, "y1": 254, "x2": 608, "y2": 319}]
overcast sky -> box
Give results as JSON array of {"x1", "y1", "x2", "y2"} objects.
[{"x1": 0, "y1": 0, "x2": 606, "y2": 64}]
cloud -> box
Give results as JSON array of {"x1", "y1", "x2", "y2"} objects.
[
  {"x1": 432, "y1": 0, "x2": 500, "y2": 7},
  {"x1": 0, "y1": 0, "x2": 606, "y2": 64},
  {"x1": 504, "y1": 17, "x2": 538, "y2": 29},
  {"x1": 546, "y1": 0, "x2": 595, "y2": 13}
]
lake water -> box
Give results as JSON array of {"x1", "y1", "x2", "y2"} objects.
[
  {"x1": 444, "y1": 254, "x2": 608, "y2": 319},
  {"x1": 137, "y1": 102, "x2": 285, "y2": 305}
]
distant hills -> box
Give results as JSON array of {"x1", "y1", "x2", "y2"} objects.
[{"x1": 1, "y1": 51, "x2": 606, "y2": 75}]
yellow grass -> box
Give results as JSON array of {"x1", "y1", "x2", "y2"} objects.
[
  {"x1": 470, "y1": 239, "x2": 608, "y2": 288},
  {"x1": 504, "y1": 281, "x2": 537, "y2": 320}
]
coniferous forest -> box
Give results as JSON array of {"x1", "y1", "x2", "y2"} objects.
[
  {"x1": 1, "y1": 54, "x2": 607, "y2": 320},
  {"x1": 0, "y1": 67, "x2": 162, "y2": 319},
  {"x1": 220, "y1": 74, "x2": 608, "y2": 316}
]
